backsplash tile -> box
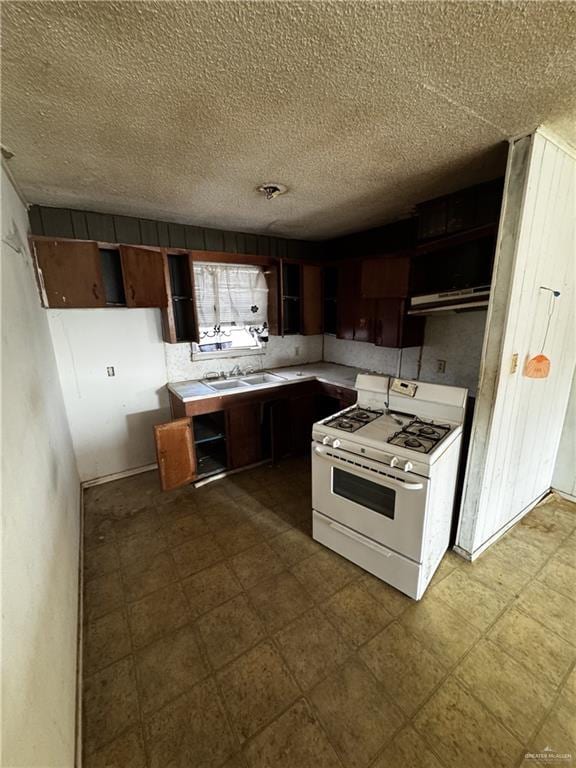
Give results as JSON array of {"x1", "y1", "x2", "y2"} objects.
[
  {"x1": 419, "y1": 311, "x2": 487, "y2": 393},
  {"x1": 165, "y1": 335, "x2": 323, "y2": 382},
  {"x1": 323, "y1": 311, "x2": 486, "y2": 394},
  {"x1": 323, "y1": 336, "x2": 420, "y2": 380}
]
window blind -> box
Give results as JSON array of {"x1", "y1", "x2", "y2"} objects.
[{"x1": 193, "y1": 262, "x2": 268, "y2": 330}]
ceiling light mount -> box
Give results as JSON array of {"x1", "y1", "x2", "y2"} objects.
[{"x1": 257, "y1": 182, "x2": 287, "y2": 200}]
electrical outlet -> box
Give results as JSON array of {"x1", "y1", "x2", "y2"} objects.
[
  {"x1": 437, "y1": 359, "x2": 446, "y2": 374},
  {"x1": 107, "y1": 366, "x2": 115, "y2": 377}
]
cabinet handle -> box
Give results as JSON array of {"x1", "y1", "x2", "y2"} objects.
[
  {"x1": 130, "y1": 285, "x2": 136, "y2": 301},
  {"x1": 92, "y1": 284, "x2": 100, "y2": 300}
]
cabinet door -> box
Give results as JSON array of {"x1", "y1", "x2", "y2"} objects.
[
  {"x1": 154, "y1": 418, "x2": 197, "y2": 491},
  {"x1": 301, "y1": 264, "x2": 323, "y2": 335},
  {"x1": 361, "y1": 256, "x2": 411, "y2": 298},
  {"x1": 336, "y1": 261, "x2": 357, "y2": 340},
  {"x1": 264, "y1": 263, "x2": 280, "y2": 336},
  {"x1": 33, "y1": 238, "x2": 105, "y2": 308},
  {"x1": 374, "y1": 299, "x2": 425, "y2": 349},
  {"x1": 120, "y1": 245, "x2": 168, "y2": 308},
  {"x1": 337, "y1": 260, "x2": 375, "y2": 342},
  {"x1": 290, "y1": 394, "x2": 316, "y2": 455},
  {"x1": 353, "y1": 297, "x2": 375, "y2": 343},
  {"x1": 268, "y1": 399, "x2": 292, "y2": 463},
  {"x1": 162, "y1": 252, "x2": 199, "y2": 344},
  {"x1": 227, "y1": 403, "x2": 262, "y2": 469}
]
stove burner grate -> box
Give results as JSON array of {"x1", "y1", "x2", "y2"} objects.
[
  {"x1": 388, "y1": 418, "x2": 452, "y2": 454},
  {"x1": 324, "y1": 407, "x2": 383, "y2": 432},
  {"x1": 405, "y1": 437, "x2": 423, "y2": 448}
]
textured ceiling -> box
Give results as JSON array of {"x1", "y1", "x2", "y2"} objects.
[{"x1": 2, "y1": 1, "x2": 575, "y2": 240}]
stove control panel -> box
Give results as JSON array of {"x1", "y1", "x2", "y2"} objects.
[{"x1": 390, "y1": 379, "x2": 418, "y2": 397}]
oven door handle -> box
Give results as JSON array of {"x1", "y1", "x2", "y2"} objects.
[{"x1": 313, "y1": 446, "x2": 424, "y2": 491}]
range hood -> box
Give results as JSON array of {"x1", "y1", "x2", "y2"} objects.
[{"x1": 407, "y1": 285, "x2": 491, "y2": 315}]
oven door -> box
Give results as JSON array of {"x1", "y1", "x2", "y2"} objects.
[{"x1": 312, "y1": 443, "x2": 429, "y2": 562}]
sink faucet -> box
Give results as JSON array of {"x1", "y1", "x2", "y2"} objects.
[{"x1": 229, "y1": 364, "x2": 243, "y2": 378}]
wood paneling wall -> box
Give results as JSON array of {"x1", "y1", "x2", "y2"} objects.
[
  {"x1": 28, "y1": 205, "x2": 320, "y2": 260},
  {"x1": 457, "y1": 130, "x2": 576, "y2": 558}
]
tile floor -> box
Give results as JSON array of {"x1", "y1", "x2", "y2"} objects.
[{"x1": 82, "y1": 457, "x2": 576, "y2": 768}]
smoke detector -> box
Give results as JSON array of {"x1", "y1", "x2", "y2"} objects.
[{"x1": 257, "y1": 182, "x2": 288, "y2": 200}]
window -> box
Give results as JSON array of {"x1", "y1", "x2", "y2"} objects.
[{"x1": 192, "y1": 262, "x2": 269, "y2": 354}]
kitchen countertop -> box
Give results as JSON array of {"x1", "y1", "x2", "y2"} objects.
[{"x1": 168, "y1": 362, "x2": 364, "y2": 403}]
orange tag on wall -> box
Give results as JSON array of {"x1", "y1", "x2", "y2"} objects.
[{"x1": 524, "y1": 354, "x2": 551, "y2": 378}]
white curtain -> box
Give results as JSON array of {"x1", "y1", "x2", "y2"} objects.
[{"x1": 193, "y1": 262, "x2": 268, "y2": 329}]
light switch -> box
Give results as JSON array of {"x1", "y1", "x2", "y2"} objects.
[{"x1": 107, "y1": 366, "x2": 115, "y2": 377}]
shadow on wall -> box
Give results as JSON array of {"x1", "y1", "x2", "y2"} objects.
[
  {"x1": 74, "y1": 406, "x2": 171, "y2": 483},
  {"x1": 123, "y1": 407, "x2": 172, "y2": 470}
]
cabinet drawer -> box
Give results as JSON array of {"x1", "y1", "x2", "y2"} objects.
[
  {"x1": 312, "y1": 510, "x2": 421, "y2": 600},
  {"x1": 318, "y1": 381, "x2": 356, "y2": 406}
]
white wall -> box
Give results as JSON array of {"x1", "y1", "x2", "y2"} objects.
[
  {"x1": 47, "y1": 309, "x2": 322, "y2": 482},
  {"x1": 553, "y1": 369, "x2": 576, "y2": 498},
  {"x1": 165, "y1": 334, "x2": 323, "y2": 381},
  {"x1": 48, "y1": 308, "x2": 171, "y2": 482},
  {"x1": 1, "y1": 167, "x2": 80, "y2": 767},
  {"x1": 457, "y1": 130, "x2": 576, "y2": 558}
]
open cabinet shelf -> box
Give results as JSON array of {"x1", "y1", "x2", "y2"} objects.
[{"x1": 193, "y1": 412, "x2": 227, "y2": 478}]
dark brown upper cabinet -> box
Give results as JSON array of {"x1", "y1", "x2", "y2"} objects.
[
  {"x1": 280, "y1": 260, "x2": 323, "y2": 336},
  {"x1": 154, "y1": 417, "x2": 197, "y2": 491},
  {"x1": 264, "y1": 262, "x2": 280, "y2": 336},
  {"x1": 301, "y1": 264, "x2": 323, "y2": 335},
  {"x1": 360, "y1": 255, "x2": 411, "y2": 298},
  {"x1": 161, "y1": 251, "x2": 199, "y2": 344},
  {"x1": 373, "y1": 299, "x2": 424, "y2": 348},
  {"x1": 337, "y1": 260, "x2": 375, "y2": 343},
  {"x1": 416, "y1": 178, "x2": 503, "y2": 242},
  {"x1": 120, "y1": 245, "x2": 168, "y2": 308},
  {"x1": 32, "y1": 238, "x2": 107, "y2": 308},
  {"x1": 323, "y1": 265, "x2": 338, "y2": 335}
]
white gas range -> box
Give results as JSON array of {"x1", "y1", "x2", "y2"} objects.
[{"x1": 312, "y1": 374, "x2": 467, "y2": 600}]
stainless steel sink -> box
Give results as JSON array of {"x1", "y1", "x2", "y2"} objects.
[
  {"x1": 240, "y1": 372, "x2": 283, "y2": 386},
  {"x1": 206, "y1": 379, "x2": 250, "y2": 392},
  {"x1": 202, "y1": 371, "x2": 283, "y2": 392}
]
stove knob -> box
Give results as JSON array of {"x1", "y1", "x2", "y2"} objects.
[
  {"x1": 390, "y1": 456, "x2": 399, "y2": 468},
  {"x1": 403, "y1": 461, "x2": 414, "y2": 472},
  {"x1": 332, "y1": 439, "x2": 342, "y2": 448},
  {"x1": 322, "y1": 436, "x2": 332, "y2": 446}
]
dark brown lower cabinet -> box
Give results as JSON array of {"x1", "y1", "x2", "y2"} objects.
[
  {"x1": 154, "y1": 418, "x2": 197, "y2": 491},
  {"x1": 156, "y1": 380, "x2": 357, "y2": 489},
  {"x1": 290, "y1": 394, "x2": 316, "y2": 456},
  {"x1": 227, "y1": 403, "x2": 262, "y2": 470},
  {"x1": 317, "y1": 381, "x2": 357, "y2": 411},
  {"x1": 269, "y1": 399, "x2": 293, "y2": 464}
]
